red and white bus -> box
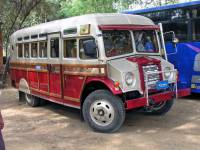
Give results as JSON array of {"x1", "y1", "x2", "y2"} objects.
[{"x1": 9, "y1": 14, "x2": 177, "y2": 132}]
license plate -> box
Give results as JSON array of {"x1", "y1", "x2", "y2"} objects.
[{"x1": 156, "y1": 80, "x2": 169, "y2": 90}]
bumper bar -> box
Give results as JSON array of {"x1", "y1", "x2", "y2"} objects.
[{"x1": 126, "y1": 91, "x2": 174, "y2": 110}]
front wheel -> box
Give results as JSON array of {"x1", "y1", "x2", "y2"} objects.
[
  {"x1": 82, "y1": 90, "x2": 125, "y2": 133},
  {"x1": 24, "y1": 93, "x2": 40, "y2": 107},
  {"x1": 143, "y1": 98, "x2": 174, "y2": 115}
]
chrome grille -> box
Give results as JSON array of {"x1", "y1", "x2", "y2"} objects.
[{"x1": 142, "y1": 65, "x2": 160, "y2": 88}]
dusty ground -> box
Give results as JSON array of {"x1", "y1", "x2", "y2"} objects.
[{"x1": 0, "y1": 88, "x2": 200, "y2": 150}]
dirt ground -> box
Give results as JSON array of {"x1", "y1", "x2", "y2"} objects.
[{"x1": 0, "y1": 88, "x2": 200, "y2": 150}]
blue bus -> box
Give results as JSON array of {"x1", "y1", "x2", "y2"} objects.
[{"x1": 124, "y1": 1, "x2": 200, "y2": 95}]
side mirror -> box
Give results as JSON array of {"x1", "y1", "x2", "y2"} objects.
[
  {"x1": 164, "y1": 31, "x2": 178, "y2": 44},
  {"x1": 172, "y1": 37, "x2": 179, "y2": 44},
  {"x1": 83, "y1": 39, "x2": 97, "y2": 58}
]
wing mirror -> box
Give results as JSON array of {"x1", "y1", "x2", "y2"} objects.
[{"x1": 172, "y1": 37, "x2": 179, "y2": 44}]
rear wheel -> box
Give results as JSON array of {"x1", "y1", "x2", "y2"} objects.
[
  {"x1": 24, "y1": 93, "x2": 40, "y2": 107},
  {"x1": 144, "y1": 98, "x2": 174, "y2": 115},
  {"x1": 82, "y1": 90, "x2": 125, "y2": 133}
]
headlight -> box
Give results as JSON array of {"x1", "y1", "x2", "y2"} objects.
[
  {"x1": 125, "y1": 72, "x2": 134, "y2": 86},
  {"x1": 164, "y1": 67, "x2": 172, "y2": 79}
]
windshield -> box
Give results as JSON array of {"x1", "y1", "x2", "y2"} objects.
[
  {"x1": 102, "y1": 30, "x2": 133, "y2": 57},
  {"x1": 133, "y1": 30, "x2": 159, "y2": 53}
]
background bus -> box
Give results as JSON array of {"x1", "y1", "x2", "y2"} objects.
[{"x1": 124, "y1": 1, "x2": 200, "y2": 94}]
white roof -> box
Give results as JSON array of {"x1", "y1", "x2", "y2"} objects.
[{"x1": 11, "y1": 13, "x2": 155, "y2": 40}]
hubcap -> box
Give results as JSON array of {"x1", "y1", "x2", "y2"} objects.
[
  {"x1": 25, "y1": 94, "x2": 32, "y2": 104},
  {"x1": 89, "y1": 99, "x2": 115, "y2": 126}
]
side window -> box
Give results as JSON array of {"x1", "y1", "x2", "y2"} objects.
[
  {"x1": 39, "y1": 41, "x2": 47, "y2": 58},
  {"x1": 31, "y1": 42, "x2": 38, "y2": 58},
  {"x1": 193, "y1": 19, "x2": 200, "y2": 41},
  {"x1": 163, "y1": 21, "x2": 188, "y2": 42},
  {"x1": 24, "y1": 43, "x2": 30, "y2": 58},
  {"x1": 79, "y1": 38, "x2": 97, "y2": 59},
  {"x1": 18, "y1": 44, "x2": 23, "y2": 58},
  {"x1": 63, "y1": 39, "x2": 77, "y2": 58},
  {"x1": 50, "y1": 38, "x2": 59, "y2": 58}
]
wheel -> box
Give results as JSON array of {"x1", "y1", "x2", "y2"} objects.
[
  {"x1": 82, "y1": 90, "x2": 125, "y2": 133},
  {"x1": 24, "y1": 93, "x2": 40, "y2": 107},
  {"x1": 144, "y1": 98, "x2": 174, "y2": 115}
]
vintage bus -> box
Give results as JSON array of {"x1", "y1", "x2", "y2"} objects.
[
  {"x1": 124, "y1": 1, "x2": 200, "y2": 94},
  {"x1": 9, "y1": 14, "x2": 177, "y2": 133}
]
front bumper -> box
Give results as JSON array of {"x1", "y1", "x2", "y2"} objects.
[
  {"x1": 125, "y1": 91, "x2": 175, "y2": 110},
  {"x1": 177, "y1": 88, "x2": 191, "y2": 97}
]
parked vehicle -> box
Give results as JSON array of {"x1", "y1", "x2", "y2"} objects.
[
  {"x1": 124, "y1": 0, "x2": 200, "y2": 94},
  {"x1": 9, "y1": 14, "x2": 177, "y2": 132}
]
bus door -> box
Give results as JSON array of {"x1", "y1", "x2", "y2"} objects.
[{"x1": 48, "y1": 34, "x2": 62, "y2": 100}]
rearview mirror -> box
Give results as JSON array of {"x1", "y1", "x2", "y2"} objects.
[
  {"x1": 172, "y1": 37, "x2": 179, "y2": 44},
  {"x1": 164, "y1": 31, "x2": 179, "y2": 44},
  {"x1": 83, "y1": 39, "x2": 97, "y2": 58}
]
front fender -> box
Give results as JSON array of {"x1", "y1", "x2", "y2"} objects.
[{"x1": 86, "y1": 77, "x2": 122, "y2": 95}]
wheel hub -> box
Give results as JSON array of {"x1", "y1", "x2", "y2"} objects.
[{"x1": 90, "y1": 99, "x2": 115, "y2": 126}]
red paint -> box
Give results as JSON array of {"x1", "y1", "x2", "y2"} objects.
[
  {"x1": 15, "y1": 70, "x2": 28, "y2": 84},
  {"x1": 126, "y1": 91, "x2": 174, "y2": 110},
  {"x1": 178, "y1": 88, "x2": 191, "y2": 98},
  {"x1": 127, "y1": 56, "x2": 161, "y2": 91},
  {"x1": 85, "y1": 77, "x2": 123, "y2": 95},
  {"x1": 28, "y1": 71, "x2": 38, "y2": 89},
  {"x1": 38, "y1": 72, "x2": 49, "y2": 92},
  {"x1": 63, "y1": 75, "x2": 85, "y2": 99},
  {"x1": 99, "y1": 25, "x2": 160, "y2": 31},
  {"x1": 32, "y1": 90, "x2": 80, "y2": 107},
  {"x1": 49, "y1": 73, "x2": 62, "y2": 97}
]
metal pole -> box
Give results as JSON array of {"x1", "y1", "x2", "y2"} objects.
[{"x1": 158, "y1": 23, "x2": 168, "y2": 61}]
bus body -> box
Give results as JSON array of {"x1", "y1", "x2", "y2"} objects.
[
  {"x1": 124, "y1": 1, "x2": 200, "y2": 94},
  {"x1": 10, "y1": 14, "x2": 177, "y2": 132}
]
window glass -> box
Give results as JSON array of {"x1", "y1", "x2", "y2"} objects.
[
  {"x1": 133, "y1": 30, "x2": 159, "y2": 53},
  {"x1": 79, "y1": 38, "x2": 97, "y2": 59},
  {"x1": 18, "y1": 44, "x2": 23, "y2": 58},
  {"x1": 31, "y1": 43, "x2": 38, "y2": 58},
  {"x1": 24, "y1": 43, "x2": 30, "y2": 58},
  {"x1": 50, "y1": 38, "x2": 59, "y2": 58},
  {"x1": 102, "y1": 30, "x2": 133, "y2": 57},
  {"x1": 163, "y1": 21, "x2": 188, "y2": 42},
  {"x1": 39, "y1": 41, "x2": 47, "y2": 58},
  {"x1": 193, "y1": 19, "x2": 200, "y2": 41},
  {"x1": 63, "y1": 39, "x2": 77, "y2": 58}
]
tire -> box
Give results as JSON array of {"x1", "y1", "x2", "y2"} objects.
[
  {"x1": 24, "y1": 93, "x2": 40, "y2": 107},
  {"x1": 82, "y1": 90, "x2": 125, "y2": 133},
  {"x1": 144, "y1": 98, "x2": 174, "y2": 115}
]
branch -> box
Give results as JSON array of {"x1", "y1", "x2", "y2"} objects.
[{"x1": 18, "y1": 0, "x2": 42, "y2": 29}]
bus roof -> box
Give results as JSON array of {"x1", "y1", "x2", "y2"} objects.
[
  {"x1": 11, "y1": 13, "x2": 154, "y2": 40},
  {"x1": 123, "y1": 0, "x2": 200, "y2": 14}
]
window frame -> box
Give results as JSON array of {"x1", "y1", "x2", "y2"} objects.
[
  {"x1": 78, "y1": 36, "x2": 99, "y2": 60},
  {"x1": 38, "y1": 40, "x2": 48, "y2": 59},
  {"x1": 49, "y1": 36, "x2": 60, "y2": 59},
  {"x1": 63, "y1": 38, "x2": 78, "y2": 59},
  {"x1": 30, "y1": 42, "x2": 38, "y2": 58},
  {"x1": 133, "y1": 30, "x2": 160, "y2": 54},
  {"x1": 17, "y1": 43, "x2": 23, "y2": 58},
  {"x1": 23, "y1": 42, "x2": 30, "y2": 59},
  {"x1": 102, "y1": 30, "x2": 135, "y2": 58}
]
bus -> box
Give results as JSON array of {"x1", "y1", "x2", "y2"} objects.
[
  {"x1": 124, "y1": 1, "x2": 200, "y2": 94},
  {"x1": 9, "y1": 14, "x2": 177, "y2": 133}
]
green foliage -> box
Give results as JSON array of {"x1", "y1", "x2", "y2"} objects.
[{"x1": 59, "y1": 0, "x2": 117, "y2": 18}]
